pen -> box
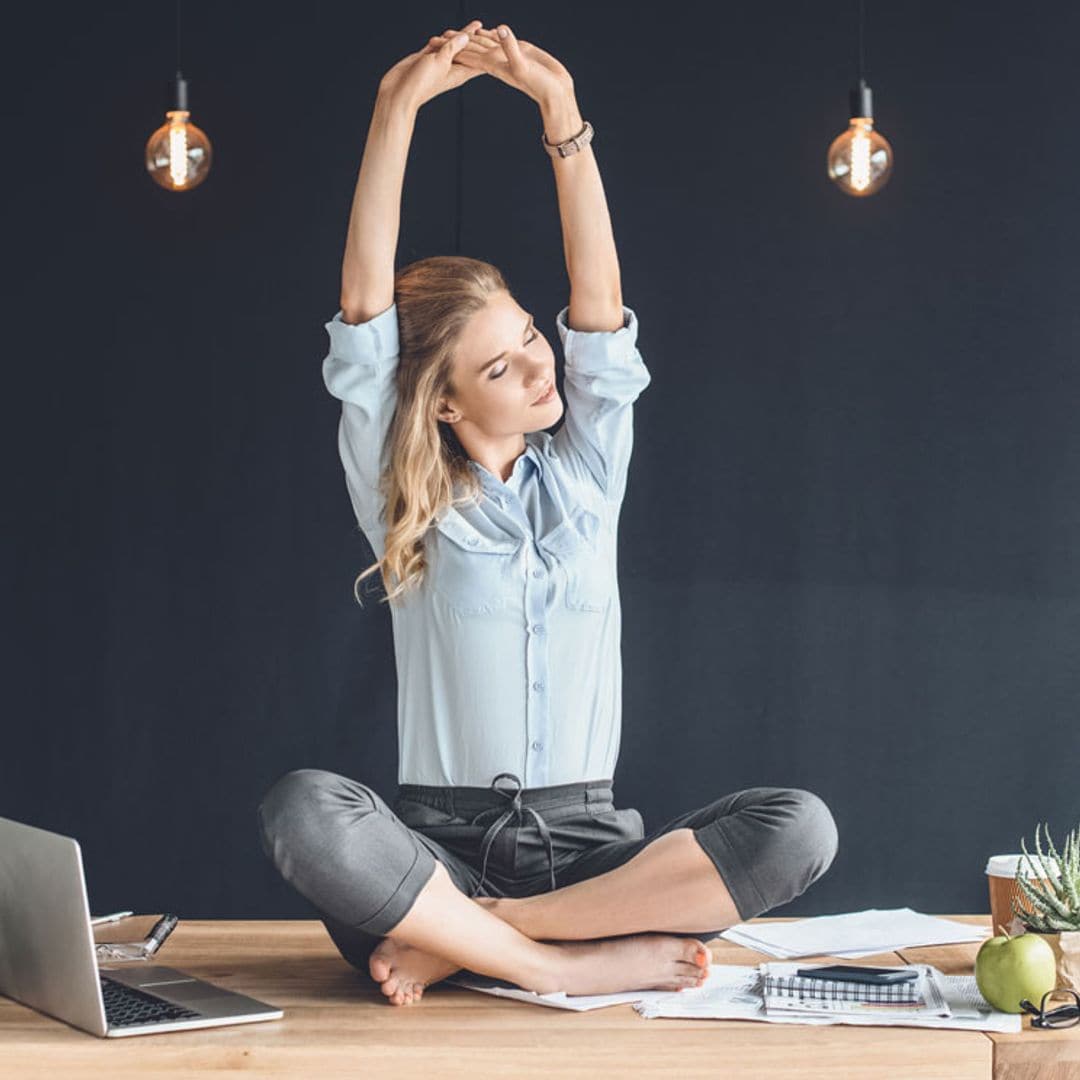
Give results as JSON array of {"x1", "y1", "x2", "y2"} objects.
[
  {"x1": 143, "y1": 914, "x2": 180, "y2": 957},
  {"x1": 90, "y1": 911, "x2": 135, "y2": 926}
]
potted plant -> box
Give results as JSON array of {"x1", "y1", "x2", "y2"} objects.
[{"x1": 1011, "y1": 821, "x2": 1080, "y2": 992}]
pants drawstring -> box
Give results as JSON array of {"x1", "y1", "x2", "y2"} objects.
[{"x1": 471, "y1": 772, "x2": 557, "y2": 898}]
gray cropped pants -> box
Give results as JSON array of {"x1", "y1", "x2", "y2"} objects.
[{"x1": 257, "y1": 770, "x2": 839, "y2": 974}]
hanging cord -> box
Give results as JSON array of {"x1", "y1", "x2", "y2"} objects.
[
  {"x1": 176, "y1": 0, "x2": 183, "y2": 79},
  {"x1": 857, "y1": 0, "x2": 865, "y2": 81}
]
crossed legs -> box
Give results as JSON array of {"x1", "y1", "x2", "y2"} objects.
[
  {"x1": 367, "y1": 826, "x2": 733, "y2": 1003},
  {"x1": 258, "y1": 771, "x2": 839, "y2": 1005}
]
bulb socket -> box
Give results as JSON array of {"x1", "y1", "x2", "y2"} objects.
[
  {"x1": 849, "y1": 77, "x2": 873, "y2": 119},
  {"x1": 174, "y1": 72, "x2": 188, "y2": 112}
]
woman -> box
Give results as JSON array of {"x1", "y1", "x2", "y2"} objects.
[{"x1": 258, "y1": 20, "x2": 839, "y2": 1007}]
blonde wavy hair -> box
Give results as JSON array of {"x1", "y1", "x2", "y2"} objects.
[{"x1": 352, "y1": 254, "x2": 513, "y2": 608}]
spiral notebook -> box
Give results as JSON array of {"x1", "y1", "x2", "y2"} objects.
[{"x1": 761, "y1": 963, "x2": 951, "y2": 1018}]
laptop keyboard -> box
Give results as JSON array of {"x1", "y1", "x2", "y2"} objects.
[{"x1": 100, "y1": 974, "x2": 203, "y2": 1028}]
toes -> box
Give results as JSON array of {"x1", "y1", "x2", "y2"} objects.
[
  {"x1": 684, "y1": 940, "x2": 710, "y2": 968},
  {"x1": 675, "y1": 963, "x2": 707, "y2": 982},
  {"x1": 380, "y1": 975, "x2": 401, "y2": 997},
  {"x1": 369, "y1": 939, "x2": 394, "y2": 982}
]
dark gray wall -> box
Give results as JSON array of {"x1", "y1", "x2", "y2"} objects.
[{"x1": 6, "y1": 1, "x2": 1078, "y2": 922}]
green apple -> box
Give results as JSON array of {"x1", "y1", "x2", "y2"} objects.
[{"x1": 975, "y1": 928, "x2": 1058, "y2": 1013}]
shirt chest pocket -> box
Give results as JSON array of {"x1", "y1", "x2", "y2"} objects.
[
  {"x1": 538, "y1": 506, "x2": 612, "y2": 614},
  {"x1": 430, "y1": 513, "x2": 522, "y2": 617}
]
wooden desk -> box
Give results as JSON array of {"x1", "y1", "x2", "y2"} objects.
[
  {"x1": 1, "y1": 915, "x2": 1075, "y2": 1078},
  {"x1": 896, "y1": 922, "x2": 1079, "y2": 1080}
]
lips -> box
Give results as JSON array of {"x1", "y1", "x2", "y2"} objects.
[{"x1": 532, "y1": 381, "x2": 555, "y2": 405}]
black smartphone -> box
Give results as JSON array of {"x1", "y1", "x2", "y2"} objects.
[{"x1": 794, "y1": 964, "x2": 919, "y2": 985}]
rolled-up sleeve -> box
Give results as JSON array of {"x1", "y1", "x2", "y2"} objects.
[
  {"x1": 553, "y1": 303, "x2": 652, "y2": 506},
  {"x1": 321, "y1": 302, "x2": 400, "y2": 539}
]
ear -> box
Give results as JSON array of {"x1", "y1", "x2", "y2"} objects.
[{"x1": 435, "y1": 396, "x2": 460, "y2": 424}]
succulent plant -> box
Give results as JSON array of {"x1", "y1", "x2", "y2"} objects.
[{"x1": 1012, "y1": 821, "x2": 1080, "y2": 933}]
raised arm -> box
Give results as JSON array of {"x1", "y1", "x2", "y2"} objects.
[
  {"x1": 340, "y1": 23, "x2": 484, "y2": 322},
  {"x1": 456, "y1": 25, "x2": 623, "y2": 331},
  {"x1": 338, "y1": 97, "x2": 415, "y2": 324},
  {"x1": 454, "y1": 26, "x2": 650, "y2": 505},
  {"x1": 540, "y1": 92, "x2": 624, "y2": 332},
  {"x1": 324, "y1": 24, "x2": 486, "y2": 544}
]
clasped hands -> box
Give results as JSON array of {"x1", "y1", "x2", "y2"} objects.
[{"x1": 378, "y1": 19, "x2": 575, "y2": 116}]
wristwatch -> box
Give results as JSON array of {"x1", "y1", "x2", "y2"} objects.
[{"x1": 541, "y1": 119, "x2": 594, "y2": 158}]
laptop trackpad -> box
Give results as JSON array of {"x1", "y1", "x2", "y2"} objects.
[{"x1": 103, "y1": 965, "x2": 223, "y2": 1004}]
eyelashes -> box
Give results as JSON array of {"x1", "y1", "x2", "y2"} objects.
[{"x1": 490, "y1": 330, "x2": 539, "y2": 379}]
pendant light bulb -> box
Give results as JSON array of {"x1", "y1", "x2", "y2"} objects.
[
  {"x1": 145, "y1": 73, "x2": 212, "y2": 191},
  {"x1": 827, "y1": 76, "x2": 893, "y2": 197}
]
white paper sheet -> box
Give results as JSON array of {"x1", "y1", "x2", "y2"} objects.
[
  {"x1": 444, "y1": 974, "x2": 656, "y2": 1011},
  {"x1": 718, "y1": 907, "x2": 990, "y2": 958}
]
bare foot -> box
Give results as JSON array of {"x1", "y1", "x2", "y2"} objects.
[
  {"x1": 369, "y1": 896, "x2": 502, "y2": 1006},
  {"x1": 368, "y1": 937, "x2": 460, "y2": 1005},
  {"x1": 368, "y1": 900, "x2": 710, "y2": 1004},
  {"x1": 539, "y1": 934, "x2": 711, "y2": 997}
]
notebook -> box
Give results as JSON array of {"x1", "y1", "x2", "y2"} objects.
[{"x1": 761, "y1": 962, "x2": 950, "y2": 1019}]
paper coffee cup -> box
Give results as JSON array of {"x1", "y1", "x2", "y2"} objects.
[{"x1": 985, "y1": 853, "x2": 1061, "y2": 936}]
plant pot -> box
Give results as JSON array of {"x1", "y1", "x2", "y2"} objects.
[{"x1": 1021, "y1": 926, "x2": 1080, "y2": 993}]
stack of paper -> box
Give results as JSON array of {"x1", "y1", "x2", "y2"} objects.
[
  {"x1": 633, "y1": 963, "x2": 1022, "y2": 1033},
  {"x1": 719, "y1": 907, "x2": 990, "y2": 958}
]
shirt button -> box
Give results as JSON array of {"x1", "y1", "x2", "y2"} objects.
[
  {"x1": 532, "y1": 624, "x2": 544, "y2": 634},
  {"x1": 531, "y1": 740, "x2": 543, "y2": 751},
  {"x1": 467, "y1": 537, "x2": 478, "y2": 545},
  {"x1": 532, "y1": 569, "x2": 544, "y2": 578},
  {"x1": 532, "y1": 681, "x2": 543, "y2": 691}
]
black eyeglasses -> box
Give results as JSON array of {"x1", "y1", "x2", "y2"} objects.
[{"x1": 1018, "y1": 989, "x2": 1080, "y2": 1029}]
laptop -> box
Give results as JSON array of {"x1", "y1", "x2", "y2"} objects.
[{"x1": 0, "y1": 816, "x2": 284, "y2": 1037}]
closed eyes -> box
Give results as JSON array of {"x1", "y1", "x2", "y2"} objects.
[{"x1": 490, "y1": 330, "x2": 539, "y2": 379}]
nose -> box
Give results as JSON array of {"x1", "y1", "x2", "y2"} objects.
[
  {"x1": 530, "y1": 376, "x2": 552, "y2": 401},
  {"x1": 528, "y1": 364, "x2": 552, "y2": 392}
]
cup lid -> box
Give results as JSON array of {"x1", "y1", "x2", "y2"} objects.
[{"x1": 985, "y1": 853, "x2": 1061, "y2": 877}]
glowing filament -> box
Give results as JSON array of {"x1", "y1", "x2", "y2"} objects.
[
  {"x1": 850, "y1": 130, "x2": 871, "y2": 191},
  {"x1": 169, "y1": 122, "x2": 189, "y2": 187}
]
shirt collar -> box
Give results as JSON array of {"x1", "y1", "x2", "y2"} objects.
[{"x1": 468, "y1": 438, "x2": 543, "y2": 486}]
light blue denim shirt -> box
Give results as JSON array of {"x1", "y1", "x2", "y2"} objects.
[{"x1": 322, "y1": 299, "x2": 652, "y2": 788}]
